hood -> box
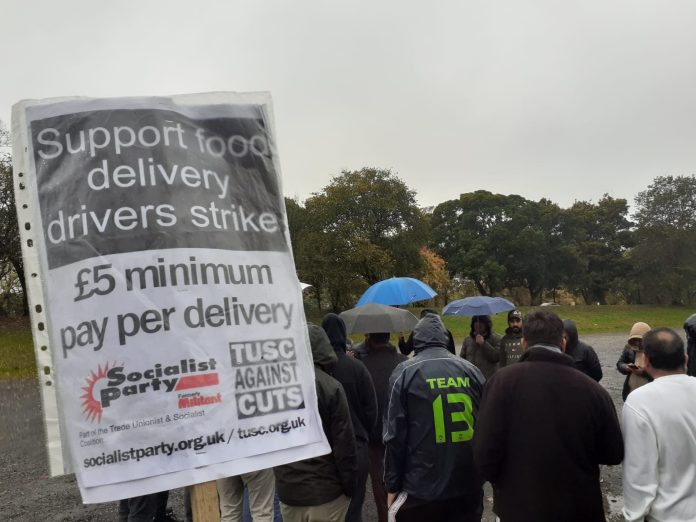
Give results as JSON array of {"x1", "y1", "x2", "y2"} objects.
[
  {"x1": 562, "y1": 319, "x2": 579, "y2": 353},
  {"x1": 629, "y1": 322, "x2": 651, "y2": 341},
  {"x1": 308, "y1": 323, "x2": 338, "y2": 370},
  {"x1": 469, "y1": 315, "x2": 492, "y2": 338},
  {"x1": 685, "y1": 314, "x2": 696, "y2": 339},
  {"x1": 321, "y1": 313, "x2": 347, "y2": 353},
  {"x1": 412, "y1": 314, "x2": 449, "y2": 354}
]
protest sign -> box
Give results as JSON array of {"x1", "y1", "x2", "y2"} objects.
[{"x1": 12, "y1": 92, "x2": 330, "y2": 503}]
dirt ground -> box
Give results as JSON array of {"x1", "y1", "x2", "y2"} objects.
[{"x1": 0, "y1": 333, "x2": 631, "y2": 521}]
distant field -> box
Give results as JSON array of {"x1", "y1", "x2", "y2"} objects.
[
  {"x1": 445, "y1": 305, "x2": 692, "y2": 341},
  {"x1": 1, "y1": 306, "x2": 693, "y2": 378},
  {"x1": 307, "y1": 305, "x2": 693, "y2": 344},
  {"x1": 0, "y1": 317, "x2": 35, "y2": 379}
]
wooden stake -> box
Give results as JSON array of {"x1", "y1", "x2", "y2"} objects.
[{"x1": 191, "y1": 481, "x2": 220, "y2": 522}]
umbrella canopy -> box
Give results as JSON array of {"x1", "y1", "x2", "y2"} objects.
[
  {"x1": 339, "y1": 304, "x2": 419, "y2": 334},
  {"x1": 442, "y1": 296, "x2": 515, "y2": 317},
  {"x1": 356, "y1": 277, "x2": 437, "y2": 306}
]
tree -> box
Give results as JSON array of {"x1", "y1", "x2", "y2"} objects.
[
  {"x1": 287, "y1": 196, "x2": 362, "y2": 310},
  {"x1": 432, "y1": 192, "x2": 621, "y2": 305},
  {"x1": 634, "y1": 175, "x2": 696, "y2": 230},
  {"x1": 290, "y1": 168, "x2": 428, "y2": 311},
  {"x1": 561, "y1": 196, "x2": 634, "y2": 304},
  {"x1": 430, "y1": 189, "x2": 644, "y2": 305},
  {"x1": 0, "y1": 122, "x2": 25, "y2": 314},
  {"x1": 504, "y1": 198, "x2": 570, "y2": 305},
  {"x1": 630, "y1": 176, "x2": 696, "y2": 304},
  {"x1": 431, "y1": 191, "x2": 532, "y2": 297},
  {"x1": 419, "y1": 247, "x2": 451, "y2": 305}
]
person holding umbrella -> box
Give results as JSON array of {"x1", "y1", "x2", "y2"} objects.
[{"x1": 460, "y1": 315, "x2": 502, "y2": 380}]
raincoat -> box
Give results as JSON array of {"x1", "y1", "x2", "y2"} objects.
[
  {"x1": 563, "y1": 319, "x2": 602, "y2": 381},
  {"x1": 383, "y1": 315, "x2": 485, "y2": 502},
  {"x1": 322, "y1": 313, "x2": 378, "y2": 445},
  {"x1": 459, "y1": 316, "x2": 502, "y2": 380},
  {"x1": 274, "y1": 324, "x2": 357, "y2": 506},
  {"x1": 321, "y1": 313, "x2": 378, "y2": 522}
]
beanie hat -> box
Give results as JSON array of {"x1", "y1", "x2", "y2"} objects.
[{"x1": 628, "y1": 322, "x2": 651, "y2": 341}]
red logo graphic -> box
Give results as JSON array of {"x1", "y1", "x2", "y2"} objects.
[
  {"x1": 80, "y1": 362, "x2": 115, "y2": 423},
  {"x1": 175, "y1": 373, "x2": 219, "y2": 390},
  {"x1": 80, "y1": 358, "x2": 219, "y2": 423}
]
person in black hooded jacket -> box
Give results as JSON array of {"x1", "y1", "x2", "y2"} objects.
[
  {"x1": 683, "y1": 314, "x2": 696, "y2": 377},
  {"x1": 562, "y1": 319, "x2": 603, "y2": 381},
  {"x1": 398, "y1": 309, "x2": 456, "y2": 356},
  {"x1": 274, "y1": 324, "x2": 357, "y2": 521},
  {"x1": 384, "y1": 314, "x2": 486, "y2": 522},
  {"x1": 321, "y1": 313, "x2": 378, "y2": 522}
]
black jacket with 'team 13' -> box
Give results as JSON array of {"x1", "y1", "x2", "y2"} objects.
[{"x1": 383, "y1": 314, "x2": 486, "y2": 502}]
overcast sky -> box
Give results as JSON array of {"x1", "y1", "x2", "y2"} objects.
[{"x1": 3, "y1": 0, "x2": 696, "y2": 210}]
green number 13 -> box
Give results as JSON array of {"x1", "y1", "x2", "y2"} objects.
[{"x1": 432, "y1": 393, "x2": 474, "y2": 443}]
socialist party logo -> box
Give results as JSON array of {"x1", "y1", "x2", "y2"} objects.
[{"x1": 80, "y1": 358, "x2": 219, "y2": 422}]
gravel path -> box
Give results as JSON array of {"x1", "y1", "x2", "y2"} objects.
[{"x1": 0, "y1": 333, "x2": 632, "y2": 521}]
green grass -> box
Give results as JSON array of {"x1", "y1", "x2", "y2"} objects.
[
  {"x1": 307, "y1": 305, "x2": 693, "y2": 344},
  {"x1": 0, "y1": 317, "x2": 36, "y2": 379},
  {"x1": 0, "y1": 306, "x2": 692, "y2": 378},
  {"x1": 444, "y1": 305, "x2": 692, "y2": 343}
]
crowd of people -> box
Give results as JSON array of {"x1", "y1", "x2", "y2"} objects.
[{"x1": 119, "y1": 308, "x2": 696, "y2": 522}]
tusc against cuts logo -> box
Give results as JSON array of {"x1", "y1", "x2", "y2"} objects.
[
  {"x1": 81, "y1": 358, "x2": 220, "y2": 422},
  {"x1": 229, "y1": 338, "x2": 306, "y2": 419}
]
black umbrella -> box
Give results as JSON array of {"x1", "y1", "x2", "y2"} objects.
[{"x1": 339, "y1": 304, "x2": 419, "y2": 334}]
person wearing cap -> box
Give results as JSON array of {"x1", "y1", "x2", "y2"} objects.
[
  {"x1": 499, "y1": 310, "x2": 524, "y2": 367},
  {"x1": 460, "y1": 315, "x2": 502, "y2": 380},
  {"x1": 622, "y1": 327, "x2": 696, "y2": 521},
  {"x1": 683, "y1": 313, "x2": 696, "y2": 377},
  {"x1": 616, "y1": 321, "x2": 653, "y2": 401},
  {"x1": 474, "y1": 310, "x2": 623, "y2": 522}
]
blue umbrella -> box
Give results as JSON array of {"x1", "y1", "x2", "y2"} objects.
[
  {"x1": 442, "y1": 296, "x2": 515, "y2": 317},
  {"x1": 356, "y1": 277, "x2": 437, "y2": 306}
]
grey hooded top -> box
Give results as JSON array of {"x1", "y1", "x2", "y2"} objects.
[{"x1": 383, "y1": 314, "x2": 486, "y2": 502}]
